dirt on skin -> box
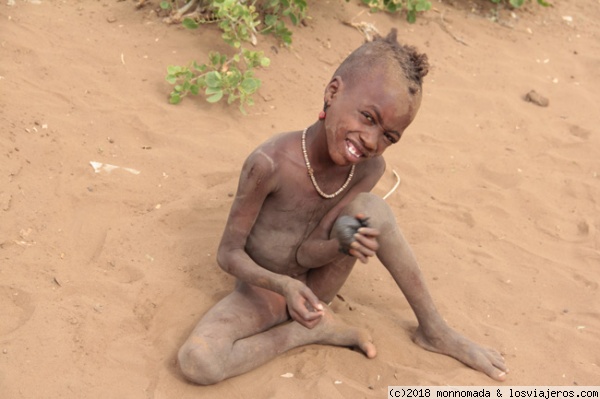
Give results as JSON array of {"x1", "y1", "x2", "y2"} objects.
[{"x1": 1, "y1": 0, "x2": 599, "y2": 398}]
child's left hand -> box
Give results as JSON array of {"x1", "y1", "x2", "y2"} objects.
[
  {"x1": 332, "y1": 213, "x2": 380, "y2": 263},
  {"x1": 349, "y1": 223, "x2": 380, "y2": 263}
]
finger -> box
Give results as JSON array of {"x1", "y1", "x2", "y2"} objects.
[
  {"x1": 353, "y1": 246, "x2": 376, "y2": 258},
  {"x1": 349, "y1": 248, "x2": 368, "y2": 264},
  {"x1": 303, "y1": 310, "x2": 323, "y2": 321},
  {"x1": 357, "y1": 227, "x2": 380, "y2": 237},
  {"x1": 300, "y1": 287, "x2": 324, "y2": 312},
  {"x1": 288, "y1": 308, "x2": 303, "y2": 324},
  {"x1": 351, "y1": 241, "x2": 376, "y2": 257},
  {"x1": 289, "y1": 296, "x2": 322, "y2": 322},
  {"x1": 350, "y1": 234, "x2": 379, "y2": 252},
  {"x1": 290, "y1": 307, "x2": 322, "y2": 327}
]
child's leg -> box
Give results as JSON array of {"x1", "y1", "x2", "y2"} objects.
[
  {"x1": 334, "y1": 192, "x2": 508, "y2": 381},
  {"x1": 306, "y1": 255, "x2": 357, "y2": 304},
  {"x1": 178, "y1": 281, "x2": 375, "y2": 385}
]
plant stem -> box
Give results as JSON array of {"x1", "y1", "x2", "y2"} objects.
[{"x1": 175, "y1": 0, "x2": 199, "y2": 17}]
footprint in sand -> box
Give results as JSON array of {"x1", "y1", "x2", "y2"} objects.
[
  {"x1": 113, "y1": 264, "x2": 144, "y2": 284},
  {"x1": 477, "y1": 163, "x2": 523, "y2": 190},
  {"x1": 572, "y1": 272, "x2": 599, "y2": 291},
  {"x1": 0, "y1": 286, "x2": 35, "y2": 335},
  {"x1": 568, "y1": 124, "x2": 591, "y2": 140}
]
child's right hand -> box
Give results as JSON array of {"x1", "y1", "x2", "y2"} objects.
[{"x1": 284, "y1": 279, "x2": 324, "y2": 329}]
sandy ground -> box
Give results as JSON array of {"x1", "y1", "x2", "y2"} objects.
[{"x1": 1, "y1": 0, "x2": 599, "y2": 397}]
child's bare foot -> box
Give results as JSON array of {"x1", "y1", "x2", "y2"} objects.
[
  {"x1": 307, "y1": 307, "x2": 377, "y2": 358},
  {"x1": 413, "y1": 325, "x2": 507, "y2": 381}
]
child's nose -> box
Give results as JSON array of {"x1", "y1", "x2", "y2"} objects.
[{"x1": 360, "y1": 128, "x2": 379, "y2": 153}]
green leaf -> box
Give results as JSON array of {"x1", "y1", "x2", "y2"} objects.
[
  {"x1": 169, "y1": 93, "x2": 182, "y2": 104},
  {"x1": 415, "y1": 0, "x2": 431, "y2": 12},
  {"x1": 193, "y1": 62, "x2": 207, "y2": 73},
  {"x1": 260, "y1": 57, "x2": 271, "y2": 67},
  {"x1": 209, "y1": 52, "x2": 222, "y2": 66},
  {"x1": 281, "y1": 32, "x2": 292, "y2": 45},
  {"x1": 160, "y1": 1, "x2": 171, "y2": 10},
  {"x1": 240, "y1": 77, "x2": 260, "y2": 94},
  {"x1": 165, "y1": 75, "x2": 177, "y2": 84},
  {"x1": 206, "y1": 90, "x2": 224, "y2": 103},
  {"x1": 265, "y1": 14, "x2": 278, "y2": 26},
  {"x1": 407, "y1": 9, "x2": 417, "y2": 23},
  {"x1": 205, "y1": 71, "x2": 222, "y2": 88},
  {"x1": 182, "y1": 18, "x2": 199, "y2": 29},
  {"x1": 205, "y1": 86, "x2": 222, "y2": 95},
  {"x1": 190, "y1": 85, "x2": 200, "y2": 95},
  {"x1": 167, "y1": 65, "x2": 182, "y2": 75}
]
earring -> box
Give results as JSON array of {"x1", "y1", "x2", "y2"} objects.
[{"x1": 319, "y1": 102, "x2": 328, "y2": 120}]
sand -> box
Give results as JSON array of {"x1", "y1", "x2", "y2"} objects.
[{"x1": 1, "y1": 0, "x2": 599, "y2": 397}]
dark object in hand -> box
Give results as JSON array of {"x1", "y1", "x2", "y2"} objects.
[{"x1": 332, "y1": 215, "x2": 370, "y2": 255}]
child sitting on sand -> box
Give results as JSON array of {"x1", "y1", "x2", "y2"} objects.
[{"x1": 177, "y1": 29, "x2": 508, "y2": 384}]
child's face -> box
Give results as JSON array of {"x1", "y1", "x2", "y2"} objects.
[{"x1": 323, "y1": 68, "x2": 420, "y2": 167}]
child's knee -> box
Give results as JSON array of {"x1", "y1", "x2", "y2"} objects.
[
  {"x1": 344, "y1": 193, "x2": 395, "y2": 229},
  {"x1": 178, "y1": 342, "x2": 224, "y2": 385}
]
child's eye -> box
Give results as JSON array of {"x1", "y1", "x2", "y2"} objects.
[
  {"x1": 361, "y1": 112, "x2": 375, "y2": 124},
  {"x1": 385, "y1": 133, "x2": 399, "y2": 144}
]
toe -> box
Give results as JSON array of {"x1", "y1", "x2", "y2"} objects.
[
  {"x1": 487, "y1": 349, "x2": 508, "y2": 372},
  {"x1": 364, "y1": 341, "x2": 377, "y2": 358},
  {"x1": 492, "y1": 370, "x2": 507, "y2": 382}
]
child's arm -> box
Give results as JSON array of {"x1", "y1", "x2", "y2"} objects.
[
  {"x1": 217, "y1": 151, "x2": 324, "y2": 328},
  {"x1": 295, "y1": 159, "x2": 385, "y2": 267}
]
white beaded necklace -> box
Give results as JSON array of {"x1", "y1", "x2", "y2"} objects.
[{"x1": 301, "y1": 127, "x2": 355, "y2": 199}]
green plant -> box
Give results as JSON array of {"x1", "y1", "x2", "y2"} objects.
[
  {"x1": 260, "y1": 0, "x2": 307, "y2": 45},
  {"x1": 356, "y1": 0, "x2": 432, "y2": 23},
  {"x1": 164, "y1": 0, "x2": 306, "y2": 111},
  {"x1": 489, "y1": 0, "x2": 551, "y2": 7},
  {"x1": 166, "y1": 49, "x2": 269, "y2": 111}
]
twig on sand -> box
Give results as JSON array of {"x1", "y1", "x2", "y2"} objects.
[
  {"x1": 437, "y1": 11, "x2": 469, "y2": 46},
  {"x1": 383, "y1": 169, "x2": 401, "y2": 200},
  {"x1": 163, "y1": 0, "x2": 205, "y2": 24},
  {"x1": 343, "y1": 10, "x2": 380, "y2": 42},
  {"x1": 174, "y1": 0, "x2": 200, "y2": 17},
  {"x1": 343, "y1": 20, "x2": 380, "y2": 42}
]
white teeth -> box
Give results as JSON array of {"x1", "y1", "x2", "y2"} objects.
[{"x1": 347, "y1": 141, "x2": 362, "y2": 158}]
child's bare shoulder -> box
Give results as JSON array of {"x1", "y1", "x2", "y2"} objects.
[
  {"x1": 245, "y1": 131, "x2": 298, "y2": 166},
  {"x1": 240, "y1": 131, "x2": 299, "y2": 182}
]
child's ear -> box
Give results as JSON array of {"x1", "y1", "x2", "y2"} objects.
[{"x1": 324, "y1": 76, "x2": 342, "y2": 104}]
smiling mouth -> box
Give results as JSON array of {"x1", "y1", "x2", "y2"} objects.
[{"x1": 347, "y1": 140, "x2": 364, "y2": 159}]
